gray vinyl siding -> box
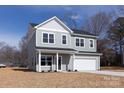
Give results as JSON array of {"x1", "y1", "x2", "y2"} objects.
[
  {"x1": 71, "y1": 36, "x2": 97, "y2": 52},
  {"x1": 27, "y1": 32, "x2": 36, "y2": 70},
  {"x1": 36, "y1": 29, "x2": 97, "y2": 52},
  {"x1": 36, "y1": 29, "x2": 71, "y2": 49}
]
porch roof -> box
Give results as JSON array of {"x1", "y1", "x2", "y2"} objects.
[{"x1": 36, "y1": 47, "x2": 77, "y2": 54}]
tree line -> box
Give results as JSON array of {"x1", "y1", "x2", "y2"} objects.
[{"x1": 0, "y1": 35, "x2": 28, "y2": 67}]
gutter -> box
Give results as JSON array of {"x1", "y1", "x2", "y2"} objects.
[
  {"x1": 71, "y1": 33, "x2": 98, "y2": 38},
  {"x1": 76, "y1": 52, "x2": 102, "y2": 56}
]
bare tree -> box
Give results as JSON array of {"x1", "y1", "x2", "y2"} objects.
[
  {"x1": 0, "y1": 45, "x2": 17, "y2": 64},
  {"x1": 0, "y1": 42, "x2": 7, "y2": 49},
  {"x1": 82, "y1": 11, "x2": 119, "y2": 66},
  {"x1": 19, "y1": 34, "x2": 28, "y2": 67},
  {"x1": 83, "y1": 11, "x2": 112, "y2": 39},
  {"x1": 108, "y1": 17, "x2": 124, "y2": 65},
  {"x1": 117, "y1": 6, "x2": 124, "y2": 16}
]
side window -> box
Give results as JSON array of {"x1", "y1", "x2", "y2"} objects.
[
  {"x1": 80, "y1": 39, "x2": 84, "y2": 47},
  {"x1": 76, "y1": 38, "x2": 80, "y2": 46},
  {"x1": 89, "y1": 39, "x2": 94, "y2": 48},
  {"x1": 43, "y1": 33, "x2": 48, "y2": 43},
  {"x1": 62, "y1": 35, "x2": 67, "y2": 44}
]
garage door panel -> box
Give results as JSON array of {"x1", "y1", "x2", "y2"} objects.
[{"x1": 74, "y1": 59, "x2": 96, "y2": 70}]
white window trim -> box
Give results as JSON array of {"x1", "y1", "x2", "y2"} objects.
[
  {"x1": 42, "y1": 32, "x2": 55, "y2": 44},
  {"x1": 75, "y1": 37, "x2": 85, "y2": 48},
  {"x1": 89, "y1": 39, "x2": 94, "y2": 48},
  {"x1": 61, "y1": 34, "x2": 68, "y2": 45},
  {"x1": 41, "y1": 55, "x2": 53, "y2": 67}
]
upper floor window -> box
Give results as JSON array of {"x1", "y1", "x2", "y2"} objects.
[
  {"x1": 49, "y1": 34, "x2": 54, "y2": 43},
  {"x1": 43, "y1": 33, "x2": 48, "y2": 43},
  {"x1": 43, "y1": 33, "x2": 54, "y2": 44},
  {"x1": 89, "y1": 39, "x2": 94, "y2": 48},
  {"x1": 76, "y1": 38, "x2": 80, "y2": 46},
  {"x1": 76, "y1": 38, "x2": 85, "y2": 47},
  {"x1": 62, "y1": 35, "x2": 67, "y2": 44},
  {"x1": 80, "y1": 39, "x2": 84, "y2": 47}
]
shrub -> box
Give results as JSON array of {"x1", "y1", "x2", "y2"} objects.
[
  {"x1": 54, "y1": 70, "x2": 57, "y2": 72},
  {"x1": 48, "y1": 70, "x2": 51, "y2": 72},
  {"x1": 74, "y1": 69, "x2": 77, "y2": 72}
]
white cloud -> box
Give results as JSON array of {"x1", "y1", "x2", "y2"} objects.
[{"x1": 71, "y1": 14, "x2": 80, "y2": 20}]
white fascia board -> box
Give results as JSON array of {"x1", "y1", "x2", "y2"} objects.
[
  {"x1": 76, "y1": 52, "x2": 102, "y2": 56},
  {"x1": 34, "y1": 16, "x2": 56, "y2": 28},
  {"x1": 72, "y1": 33, "x2": 98, "y2": 38}
]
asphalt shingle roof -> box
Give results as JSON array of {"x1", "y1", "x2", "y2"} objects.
[
  {"x1": 30, "y1": 23, "x2": 38, "y2": 27},
  {"x1": 72, "y1": 29, "x2": 95, "y2": 36}
]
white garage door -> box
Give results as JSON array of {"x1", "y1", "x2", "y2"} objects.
[{"x1": 74, "y1": 59, "x2": 97, "y2": 70}]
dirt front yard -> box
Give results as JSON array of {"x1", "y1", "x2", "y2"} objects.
[{"x1": 0, "y1": 67, "x2": 124, "y2": 88}]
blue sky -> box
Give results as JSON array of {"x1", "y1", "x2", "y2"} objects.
[{"x1": 0, "y1": 5, "x2": 117, "y2": 48}]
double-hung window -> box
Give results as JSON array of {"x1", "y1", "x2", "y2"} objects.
[
  {"x1": 43, "y1": 33, "x2": 54, "y2": 43},
  {"x1": 80, "y1": 39, "x2": 84, "y2": 47},
  {"x1": 76, "y1": 38, "x2": 80, "y2": 46},
  {"x1": 43, "y1": 33, "x2": 48, "y2": 43},
  {"x1": 41, "y1": 56, "x2": 52, "y2": 66},
  {"x1": 49, "y1": 34, "x2": 54, "y2": 43},
  {"x1": 76, "y1": 38, "x2": 85, "y2": 47},
  {"x1": 62, "y1": 35, "x2": 67, "y2": 44},
  {"x1": 89, "y1": 39, "x2": 94, "y2": 48}
]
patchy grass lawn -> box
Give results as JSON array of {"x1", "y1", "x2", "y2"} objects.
[{"x1": 0, "y1": 67, "x2": 124, "y2": 88}]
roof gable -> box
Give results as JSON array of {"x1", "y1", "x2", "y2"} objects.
[{"x1": 35, "y1": 16, "x2": 73, "y2": 33}]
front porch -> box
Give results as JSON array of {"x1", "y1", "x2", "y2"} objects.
[{"x1": 36, "y1": 49, "x2": 76, "y2": 72}]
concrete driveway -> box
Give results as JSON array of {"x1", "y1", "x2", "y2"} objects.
[{"x1": 81, "y1": 70, "x2": 124, "y2": 77}]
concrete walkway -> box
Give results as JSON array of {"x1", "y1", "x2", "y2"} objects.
[{"x1": 81, "y1": 70, "x2": 124, "y2": 77}]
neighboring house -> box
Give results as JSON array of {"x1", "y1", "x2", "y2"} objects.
[
  {"x1": 0, "y1": 61, "x2": 12, "y2": 67},
  {"x1": 27, "y1": 16, "x2": 102, "y2": 72}
]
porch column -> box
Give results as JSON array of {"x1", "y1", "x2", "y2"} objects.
[
  {"x1": 56, "y1": 52, "x2": 58, "y2": 71},
  {"x1": 38, "y1": 51, "x2": 41, "y2": 72},
  {"x1": 73, "y1": 54, "x2": 75, "y2": 71}
]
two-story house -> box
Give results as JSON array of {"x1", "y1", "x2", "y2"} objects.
[{"x1": 27, "y1": 16, "x2": 102, "y2": 72}]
